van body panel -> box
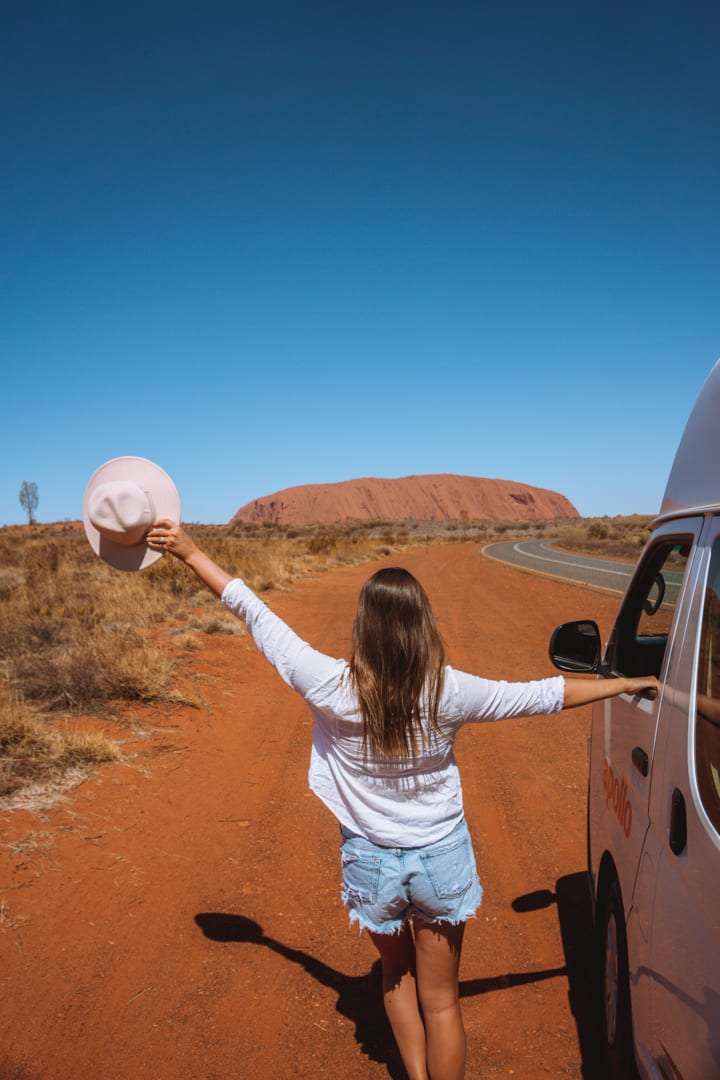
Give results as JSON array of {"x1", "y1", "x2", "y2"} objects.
[
  {"x1": 588, "y1": 690, "x2": 655, "y2": 912},
  {"x1": 643, "y1": 518, "x2": 720, "y2": 1076}
]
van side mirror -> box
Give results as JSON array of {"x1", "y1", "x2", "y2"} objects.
[{"x1": 549, "y1": 620, "x2": 601, "y2": 673}]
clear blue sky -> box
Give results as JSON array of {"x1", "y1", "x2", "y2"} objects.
[{"x1": 2, "y1": 2, "x2": 718, "y2": 526}]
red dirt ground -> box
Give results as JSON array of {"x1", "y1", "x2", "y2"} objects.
[{"x1": 1, "y1": 544, "x2": 622, "y2": 1079}]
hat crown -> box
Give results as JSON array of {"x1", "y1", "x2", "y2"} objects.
[{"x1": 88, "y1": 480, "x2": 156, "y2": 546}]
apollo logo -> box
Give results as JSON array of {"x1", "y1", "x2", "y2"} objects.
[{"x1": 603, "y1": 759, "x2": 632, "y2": 838}]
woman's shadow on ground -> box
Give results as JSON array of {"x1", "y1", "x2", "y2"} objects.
[
  {"x1": 196, "y1": 871, "x2": 603, "y2": 1079},
  {"x1": 195, "y1": 910, "x2": 408, "y2": 1077}
]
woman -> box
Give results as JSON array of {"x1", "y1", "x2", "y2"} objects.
[{"x1": 147, "y1": 520, "x2": 657, "y2": 1080}]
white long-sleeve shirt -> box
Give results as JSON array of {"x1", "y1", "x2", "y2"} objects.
[{"x1": 222, "y1": 578, "x2": 565, "y2": 847}]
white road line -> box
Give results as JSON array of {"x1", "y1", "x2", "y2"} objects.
[{"x1": 511, "y1": 541, "x2": 633, "y2": 579}]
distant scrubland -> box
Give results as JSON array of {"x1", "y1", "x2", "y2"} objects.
[{"x1": 0, "y1": 515, "x2": 652, "y2": 801}]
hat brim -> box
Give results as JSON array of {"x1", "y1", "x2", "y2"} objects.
[{"x1": 83, "y1": 457, "x2": 181, "y2": 572}]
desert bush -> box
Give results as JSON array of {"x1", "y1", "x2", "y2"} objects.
[
  {"x1": 188, "y1": 614, "x2": 245, "y2": 636},
  {"x1": 170, "y1": 631, "x2": 202, "y2": 651},
  {"x1": 8, "y1": 623, "x2": 179, "y2": 710},
  {"x1": 24, "y1": 540, "x2": 60, "y2": 584},
  {"x1": 0, "y1": 695, "x2": 122, "y2": 797},
  {"x1": 0, "y1": 532, "x2": 188, "y2": 714},
  {"x1": 306, "y1": 527, "x2": 340, "y2": 556},
  {"x1": 0, "y1": 567, "x2": 25, "y2": 601},
  {"x1": 554, "y1": 516, "x2": 653, "y2": 560}
]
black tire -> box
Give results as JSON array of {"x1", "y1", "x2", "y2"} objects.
[{"x1": 597, "y1": 876, "x2": 636, "y2": 1078}]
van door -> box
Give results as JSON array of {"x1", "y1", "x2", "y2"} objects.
[
  {"x1": 642, "y1": 522, "x2": 720, "y2": 1077},
  {"x1": 589, "y1": 522, "x2": 700, "y2": 1053},
  {"x1": 590, "y1": 524, "x2": 698, "y2": 885}
]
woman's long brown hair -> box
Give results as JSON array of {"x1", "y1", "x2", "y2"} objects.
[{"x1": 348, "y1": 568, "x2": 446, "y2": 756}]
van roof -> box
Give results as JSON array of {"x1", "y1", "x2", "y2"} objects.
[{"x1": 659, "y1": 358, "x2": 720, "y2": 522}]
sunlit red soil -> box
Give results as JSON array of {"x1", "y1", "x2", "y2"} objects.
[{"x1": 1, "y1": 544, "x2": 620, "y2": 1078}]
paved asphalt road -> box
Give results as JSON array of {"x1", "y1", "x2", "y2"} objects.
[{"x1": 483, "y1": 539, "x2": 638, "y2": 595}]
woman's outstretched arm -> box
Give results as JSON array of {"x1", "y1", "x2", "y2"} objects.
[
  {"x1": 147, "y1": 519, "x2": 232, "y2": 597},
  {"x1": 562, "y1": 674, "x2": 658, "y2": 708},
  {"x1": 148, "y1": 519, "x2": 341, "y2": 695}
]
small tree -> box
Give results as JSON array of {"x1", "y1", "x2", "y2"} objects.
[{"x1": 19, "y1": 480, "x2": 39, "y2": 526}]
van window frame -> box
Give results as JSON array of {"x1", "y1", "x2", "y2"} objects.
[
  {"x1": 693, "y1": 531, "x2": 720, "y2": 838},
  {"x1": 605, "y1": 531, "x2": 695, "y2": 680}
]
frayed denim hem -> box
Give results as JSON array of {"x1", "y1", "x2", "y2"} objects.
[
  {"x1": 343, "y1": 898, "x2": 482, "y2": 935},
  {"x1": 346, "y1": 906, "x2": 407, "y2": 936}
]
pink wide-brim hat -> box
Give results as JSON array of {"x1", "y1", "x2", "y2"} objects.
[{"x1": 83, "y1": 456, "x2": 181, "y2": 572}]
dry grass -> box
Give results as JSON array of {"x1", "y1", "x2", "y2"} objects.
[
  {"x1": 0, "y1": 695, "x2": 122, "y2": 798},
  {"x1": 552, "y1": 515, "x2": 653, "y2": 560},
  {"x1": 0, "y1": 519, "x2": 429, "y2": 801},
  {"x1": 0, "y1": 513, "x2": 639, "y2": 802}
]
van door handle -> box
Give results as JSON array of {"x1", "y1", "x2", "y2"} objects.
[
  {"x1": 669, "y1": 788, "x2": 687, "y2": 856},
  {"x1": 632, "y1": 746, "x2": 649, "y2": 776}
]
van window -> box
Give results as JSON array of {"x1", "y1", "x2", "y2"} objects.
[
  {"x1": 696, "y1": 538, "x2": 720, "y2": 835},
  {"x1": 608, "y1": 538, "x2": 692, "y2": 678}
]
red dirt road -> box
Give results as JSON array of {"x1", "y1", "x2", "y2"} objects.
[{"x1": 1, "y1": 544, "x2": 622, "y2": 1079}]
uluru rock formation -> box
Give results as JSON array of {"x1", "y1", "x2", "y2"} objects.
[{"x1": 230, "y1": 475, "x2": 579, "y2": 526}]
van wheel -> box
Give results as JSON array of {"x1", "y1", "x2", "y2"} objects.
[{"x1": 598, "y1": 877, "x2": 635, "y2": 1077}]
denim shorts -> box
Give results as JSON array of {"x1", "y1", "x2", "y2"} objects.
[{"x1": 339, "y1": 818, "x2": 483, "y2": 934}]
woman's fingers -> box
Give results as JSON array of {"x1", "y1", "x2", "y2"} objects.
[
  {"x1": 146, "y1": 521, "x2": 197, "y2": 563},
  {"x1": 147, "y1": 520, "x2": 178, "y2": 550}
]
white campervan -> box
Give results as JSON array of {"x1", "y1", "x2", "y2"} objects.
[{"x1": 550, "y1": 360, "x2": 720, "y2": 1079}]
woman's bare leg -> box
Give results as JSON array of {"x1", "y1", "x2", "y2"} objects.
[
  {"x1": 370, "y1": 923, "x2": 428, "y2": 1080},
  {"x1": 413, "y1": 917, "x2": 466, "y2": 1080}
]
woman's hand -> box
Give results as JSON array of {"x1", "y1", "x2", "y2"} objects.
[
  {"x1": 146, "y1": 519, "x2": 199, "y2": 563},
  {"x1": 563, "y1": 673, "x2": 659, "y2": 709},
  {"x1": 147, "y1": 519, "x2": 233, "y2": 597},
  {"x1": 621, "y1": 675, "x2": 659, "y2": 700}
]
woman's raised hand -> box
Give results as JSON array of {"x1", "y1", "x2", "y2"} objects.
[
  {"x1": 147, "y1": 519, "x2": 199, "y2": 563},
  {"x1": 147, "y1": 519, "x2": 233, "y2": 597}
]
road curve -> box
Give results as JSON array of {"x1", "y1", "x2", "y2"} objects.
[{"x1": 483, "y1": 538, "x2": 638, "y2": 595}]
